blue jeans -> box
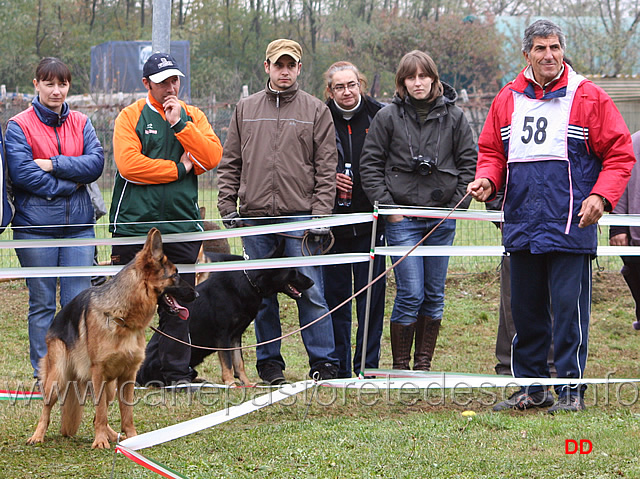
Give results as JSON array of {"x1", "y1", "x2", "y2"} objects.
[
  {"x1": 323, "y1": 231, "x2": 386, "y2": 377},
  {"x1": 385, "y1": 217, "x2": 456, "y2": 324},
  {"x1": 14, "y1": 228, "x2": 95, "y2": 377},
  {"x1": 241, "y1": 217, "x2": 338, "y2": 374}
]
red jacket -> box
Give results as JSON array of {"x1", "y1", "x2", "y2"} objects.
[{"x1": 476, "y1": 65, "x2": 635, "y2": 254}]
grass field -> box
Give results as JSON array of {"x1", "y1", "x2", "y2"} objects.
[{"x1": 1, "y1": 263, "x2": 639, "y2": 478}]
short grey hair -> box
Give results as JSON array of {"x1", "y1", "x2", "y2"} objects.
[{"x1": 522, "y1": 19, "x2": 566, "y2": 53}]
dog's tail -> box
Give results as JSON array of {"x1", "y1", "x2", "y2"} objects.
[{"x1": 59, "y1": 382, "x2": 83, "y2": 437}]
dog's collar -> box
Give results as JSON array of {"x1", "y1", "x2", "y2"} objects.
[
  {"x1": 105, "y1": 314, "x2": 127, "y2": 328},
  {"x1": 243, "y1": 270, "x2": 262, "y2": 295}
]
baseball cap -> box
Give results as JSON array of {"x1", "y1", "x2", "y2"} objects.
[
  {"x1": 143, "y1": 53, "x2": 185, "y2": 83},
  {"x1": 265, "y1": 39, "x2": 302, "y2": 64}
]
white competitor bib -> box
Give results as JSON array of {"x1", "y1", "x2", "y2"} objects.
[
  {"x1": 506, "y1": 69, "x2": 587, "y2": 234},
  {"x1": 508, "y1": 70, "x2": 586, "y2": 162}
]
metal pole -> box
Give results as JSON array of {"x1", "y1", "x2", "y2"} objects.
[
  {"x1": 359, "y1": 201, "x2": 381, "y2": 378},
  {"x1": 152, "y1": 0, "x2": 172, "y2": 53}
]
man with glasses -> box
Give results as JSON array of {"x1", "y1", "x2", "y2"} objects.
[{"x1": 217, "y1": 39, "x2": 339, "y2": 384}]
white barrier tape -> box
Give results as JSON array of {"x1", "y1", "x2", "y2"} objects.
[
  {"x1": 318, "y1": 371, "x2": 640, "y2": 389},
  {"x1": 0, "y1": 253, "x2": 371, "y2": 279},
  {"x1": 598, "y1": 245, "x2": 640, "y2": 256},
  {"x1": 0, "y1": 214, "x2": 373, "y2": 250},
  {"x1": 204, "y1": 213, "x2": 373, "y2": 241},
  {"x1": 380, "y1": 207, "x2": 503, "y2": 222},
  {"x1": 6, "y1": 210, "x2": 640, "y2": 251},
  {"x1": 180, "y1": 253, "x2": 370, "y2": 274},
  {"x1": 375, "y1": 245, "x2": 640, "y2": 258},
  {"x1": 4, "y1": 243, "x2": 640, "y2": 279},
  {"x1": 381, "y1": 206, "x2": 640, "y2": 227},
  {"x1": 378, "y1": 246, "x2": 505, "y2": 257},
  {"x1": 133, "y1": 383, "x2": 280, "y2": 390},
  {"x1": 120, "y1": 371, "x2": 640, "y2": 453},
  {"x1": 116, "y1": 445, "x2": 188, "y2": 479},
  {"x1": 0, "y1": 389, "x2": 42, "y2": 401},
  {"x1": 115, "y1": 370, "x2": 640, "y2": 477},
  {"x1": 119, "y1": 381, "x2": 314, "y2": 451},
  {"x1": 597, "y1": 213, "x2": 640, "y2": 227}
]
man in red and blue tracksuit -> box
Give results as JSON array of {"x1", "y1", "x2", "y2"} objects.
[{"x1": 468, "y1": 19, "x2": 635, "y2": 413}]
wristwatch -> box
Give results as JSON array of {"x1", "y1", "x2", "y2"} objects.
[{"x1": 599, "y1": 195, "x2": 610, "y2": 210}]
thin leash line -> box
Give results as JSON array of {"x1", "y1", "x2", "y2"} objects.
[
  {"x1": 150, "y1": 192, "x2": 471, "y2": 352},
  {"x1": 275, "y1": 230, "x2": 335, "y2": 256}
]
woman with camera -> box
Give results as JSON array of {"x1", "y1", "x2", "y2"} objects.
[{"x1": 360, "y1": 50, "x2": 476, "y2": 371}]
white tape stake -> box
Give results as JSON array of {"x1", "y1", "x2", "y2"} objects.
[{"x1": 120, "y1": 381, "x2": 313, "y2": 451}]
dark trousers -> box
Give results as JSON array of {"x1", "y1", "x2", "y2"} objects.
[
  {"x1": 323, "y1": 231, "x2": 386, "y2": 377},
  {"x1": 111, "y1": 238, "x2": 201, "y2": 385},
  {"x1": 510, "y1": 251, "x2": 590, "y2": 398},
  {"x1": 621, "y1": 257, "x2": 640, "y2": 324},
  {"x1": 495, "y1": 255, "x2": 555, "y2": 376}
]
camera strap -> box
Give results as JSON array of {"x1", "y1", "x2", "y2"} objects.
[
  {"x1": 401, "y1": 104, "x2": 442, "y2": 166},
  {"x1": 401, "y1": 105, "x2": 418, "y2": 160}
]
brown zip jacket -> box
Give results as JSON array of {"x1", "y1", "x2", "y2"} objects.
[{"x1": 217, "y1": 82, "x2": 337, "y2": 218}]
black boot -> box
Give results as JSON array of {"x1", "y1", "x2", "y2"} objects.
[
  {"x1": 413, "y1": 315, "x2": 441, "y2": 371},
  {"x1": 621, "y1": 263, "x2": 640, "y2": 328},
  {"x1": 390, "y1": 322, "x2": 415, "y2": 370}
]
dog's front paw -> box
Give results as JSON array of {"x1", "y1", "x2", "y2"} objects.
[
  {"x1": 121, "y1": 427, "x2": 137, "y2": 439},
  {"x1": 107, "y1": 425, "x2": 119, "y2": 442},
  {"x1": 26, "y1": 434, "x2": 44, "y2": 445},
  {"x1": 91, "y1": 435, "x2": 111, "y2": 449}
]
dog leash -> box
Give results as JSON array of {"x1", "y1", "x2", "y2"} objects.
[
  {"x1": 150, "y1": 192, "x2": 471, "y2": 352},
  {"x1": 276, "y1": 230, "x2": 335, "y2": 255}
]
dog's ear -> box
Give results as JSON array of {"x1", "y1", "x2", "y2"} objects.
[
  {"x1": 199, "y1": 206, "x2": 206, "y2": 219},
  {"x1": 143, "y1": 227, "x2": 164, "y2": 261},
  {"x1": 266, "y1": 238, "x2": 285, "y2": 259}
]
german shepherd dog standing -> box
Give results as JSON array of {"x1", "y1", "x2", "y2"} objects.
[
  {"x1": 189, "y1": 242, "x2": 314, "y2": 385},
  {"x1": 27, "y1": 228, "x2": 196, "y2": 449}
]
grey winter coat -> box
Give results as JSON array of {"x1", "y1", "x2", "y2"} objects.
[{"x1": 360, "y1": 82, "x2": 477, "y2": 209}]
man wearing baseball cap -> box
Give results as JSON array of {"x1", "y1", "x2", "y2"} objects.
[
  {"x1": 217, "y1": 39, "x2": 340, "y2": 384},
  {"x1": 110, "y1": 52, "x2": 223, "y2": 387}
]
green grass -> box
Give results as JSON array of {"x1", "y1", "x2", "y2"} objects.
[
  {"x1": 0, "y1": 186, "x2": 633, "y2": 476},
  {"x1": 2, "y1": 267, "x2": 640, "y2": 477}
]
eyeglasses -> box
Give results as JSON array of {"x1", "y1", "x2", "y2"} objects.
[{"x1": 332, "y1": 81, "x2": 360, "y2": 93}]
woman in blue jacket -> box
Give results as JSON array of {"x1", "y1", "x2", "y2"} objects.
[{"x1": 5, "y1": 57, "x2": 104, "y2": 378}]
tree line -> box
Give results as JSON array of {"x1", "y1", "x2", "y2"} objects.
[{"x1": 1, "y1": 0, "x2": 639, "y2": 102}]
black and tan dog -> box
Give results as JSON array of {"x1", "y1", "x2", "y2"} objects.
[
  {"x1": 189, "y1": 242, "x2": 314, "y2": 385},
  {"x1": 27, "y1": 228, "x2": 195, "y2": 449}
]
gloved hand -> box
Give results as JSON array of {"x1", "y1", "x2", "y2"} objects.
[
  {"x1": 222, "y1": 211, "x2": 240, "y2": 229},
  {"x1": 307, "y1": 226, "x2": 331, "y2": 243}
]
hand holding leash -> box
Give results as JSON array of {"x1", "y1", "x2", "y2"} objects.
[
  {"x1": 307, "y1": 226, "x2": 330, "y2": 243},
  {"x1": 222, "y1": 211, "x2": 240, "y2": 229},
  {"x1": 302, "y1": 224, "x2": 334, "y2": 255}
]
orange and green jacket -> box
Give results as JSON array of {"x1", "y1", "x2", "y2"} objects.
[{"x1": 109, "y1": 94, "x2": 222, "y2": 236}]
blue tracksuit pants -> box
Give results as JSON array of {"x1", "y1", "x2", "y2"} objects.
[{"x1": 510, "y1": 251, "x2": 591, "y2": 398}]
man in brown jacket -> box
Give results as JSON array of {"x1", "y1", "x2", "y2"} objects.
[{"x1": 217, "y1": 39, "x2": 339, "y2": 384}]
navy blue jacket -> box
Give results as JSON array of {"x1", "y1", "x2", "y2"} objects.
[
  {"x1": 0, "y1": 130, "x2": 14, "y2": 234},
  {"x1": 5, "y1": 96, "x2": 104, "y2": 234}
]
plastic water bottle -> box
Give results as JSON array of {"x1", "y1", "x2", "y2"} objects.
[{"x1": 338, "y1": 163, "x2": 353, "y2": 207}]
